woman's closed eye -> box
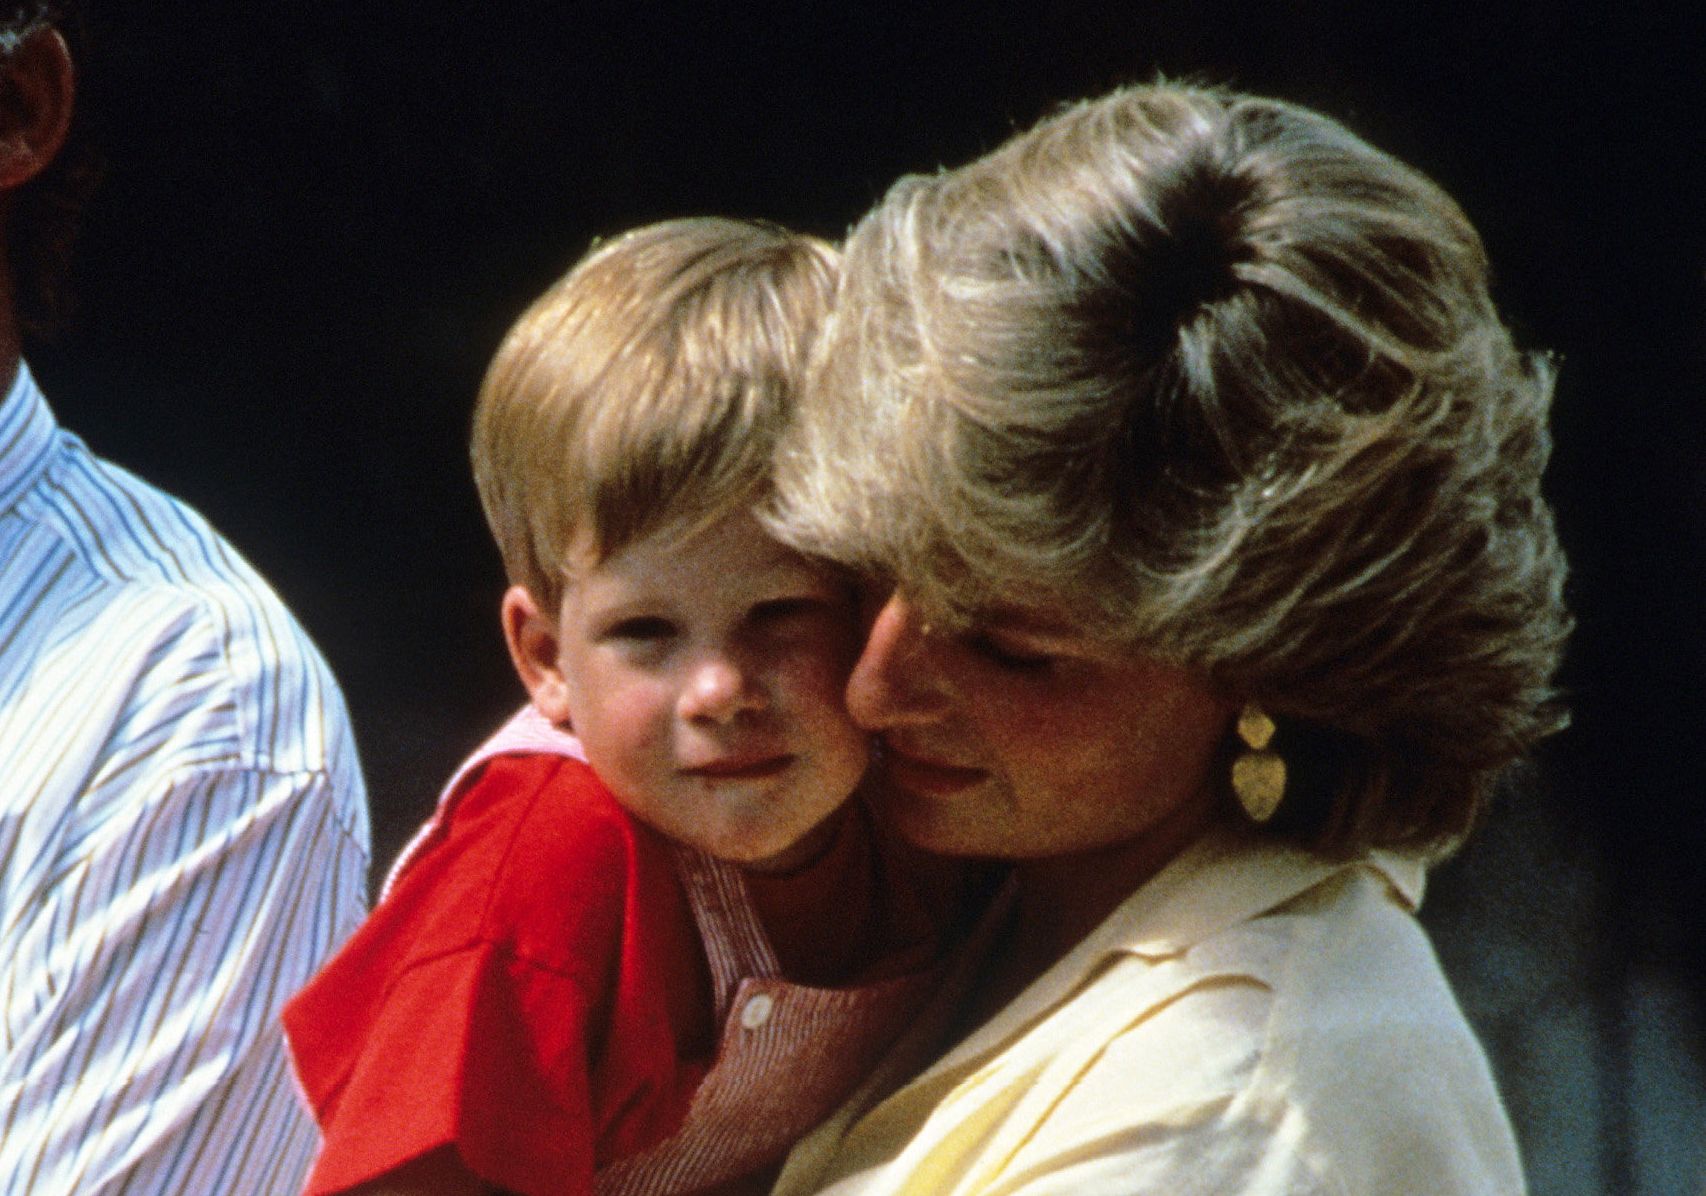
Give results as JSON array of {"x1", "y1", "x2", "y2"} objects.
[{"x1": 963, "y1": 631, "x2": 1055, "y2": 674}]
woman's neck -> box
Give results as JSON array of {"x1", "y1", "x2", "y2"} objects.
[{"x1": 975, "y1": 797, "x2": 1223, "y2": 1023}]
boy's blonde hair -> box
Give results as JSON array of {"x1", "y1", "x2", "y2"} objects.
[
  {"x1": 473, "y1": 217, "x2": 839, "y2": 608},
  {"x1": 772, "y1": 83, "x2": 1570, "y2": 858}
]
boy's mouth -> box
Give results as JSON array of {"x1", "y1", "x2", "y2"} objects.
[{"x1": 682, "y1": 754, "x2": 793, "y2": 780}]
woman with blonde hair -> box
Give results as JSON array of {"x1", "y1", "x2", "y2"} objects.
[{"x1": 767, "y1": 81, "x2": 1567, "y2": 1193}]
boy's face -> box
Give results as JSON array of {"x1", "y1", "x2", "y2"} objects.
[{"x1": 506, "y1": 510, "x2": 870, "y2": 870}]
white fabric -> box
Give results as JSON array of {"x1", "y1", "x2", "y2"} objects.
[
  {"x1": 0, "y1": 364, "x2": 371, "y2": 1194},
  {"x1": 774, "y1": 827, "x2": 1525, "y2": 1195}
]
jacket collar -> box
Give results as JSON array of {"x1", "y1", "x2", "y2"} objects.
[
  {"x1": 1097, "y1": 825, "x2": 1425, "y2": 962},
  {"x1": 934, "y1": 824, "x2": 1426, "y2": 1077}
]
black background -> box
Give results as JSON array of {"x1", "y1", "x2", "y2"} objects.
[{"x1": 25, "y1": 2, "x2": 1706, "y2": 1182}]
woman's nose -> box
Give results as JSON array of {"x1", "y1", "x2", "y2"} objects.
[
  {"x1": 846, "y1": 594, "x2": 952, "y2": 729},
  {"x1": 679, "y1": 652, "x2": 765, "y2": 723}
]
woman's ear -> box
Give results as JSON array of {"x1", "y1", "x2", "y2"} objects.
[
  {"x1": 500, "y1": 585, "x2": 573, "y2": 726},
  {"x1": 0, "y1": 26, "x2": 73, "y2": 192}
]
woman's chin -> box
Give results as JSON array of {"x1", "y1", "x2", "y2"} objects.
[{"x1": 873, "y1": 787, "x2": 1011, "y2": 858}]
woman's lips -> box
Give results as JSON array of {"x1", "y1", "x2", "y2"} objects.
[{"x1": 881, "y1": 745, "x2": 986, "y2": 797}]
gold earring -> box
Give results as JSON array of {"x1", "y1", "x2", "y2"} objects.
[{"x1": 1231, "y1": 702, "x2": 1286, "y2": 823}]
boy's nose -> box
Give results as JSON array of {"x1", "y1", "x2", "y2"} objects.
[
  {"x1": 846, "y1": 594, "x2": 952, "y2": 730},
  {"x1": 680, "y1": 652, "x2": 765, "y2": 723}
]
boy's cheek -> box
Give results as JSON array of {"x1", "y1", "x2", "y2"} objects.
[
  {"x1": 811, "y1": 610, "x2": 867, "y2": 677},
  {"x1": 761, "y1": 617, "x2": 859, "y2": 684},
  {"x1": 780, "y1": 647, "x2": 863, "y2": 708},
  {"x1": 566, "y1": 679, "x2": 668, "y2": 758}
]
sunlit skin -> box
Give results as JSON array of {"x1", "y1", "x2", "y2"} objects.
[
  {"x1": 374, "y1": 520, "x2": 872, "y2": 1196},
  {"x1": 504, "y1": 510, "x2": 872, "y2": 872},
  {"x1": 848, "y1": 591, "x2": 1236, "y2": 1008}
]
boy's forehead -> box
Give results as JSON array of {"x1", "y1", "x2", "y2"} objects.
[{"x1": 560, "y1": 508, "x2": 830, "y2": 591}]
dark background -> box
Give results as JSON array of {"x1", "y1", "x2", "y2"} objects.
[{"x1": 25, "y1": 3, "x2": 1706, "y2": 1190}]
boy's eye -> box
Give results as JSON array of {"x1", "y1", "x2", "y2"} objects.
[
  {"x1": 963, "y1": 631, "x2": 1053, "y2": 673},
  {"x1": 606, "y1": 616, "x2": 676, "y2": 642}
]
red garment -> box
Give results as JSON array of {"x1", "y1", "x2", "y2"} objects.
[
  {"x1": 597, "y1": 841, "x2": 944, "y2": 1196},
  {"x1": 284, "y1": 754, "x2": 712, "y2": 1196}
]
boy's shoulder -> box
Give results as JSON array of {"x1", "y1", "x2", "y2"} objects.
[
  {"x1": 409, "y1": 751, "x2": 659, "y2": 889},
  {"x1": 450, "y1": 750, "x2": 629, "y2": 856},
  {"x1": 382, "y1": 716, "x2": 692, "y2": 978},
  {"x1": 385, "y1": 706, "x2": 633, "y2": 894}
]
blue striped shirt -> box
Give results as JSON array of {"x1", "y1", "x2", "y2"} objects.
[{"x1": 0, "y1": 364, "x2": 371, "y2": 1194}]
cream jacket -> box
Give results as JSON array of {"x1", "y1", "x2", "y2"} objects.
[{"x1": 773, "y1": 828, "x2": 1524, "y2": 1195}]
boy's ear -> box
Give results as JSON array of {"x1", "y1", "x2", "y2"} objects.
[
  {"x1": 500, "y1": 585, "x2": 573, "y2": 726},
  {"x1": 0, "y1": 26, "x2": 73, "y2": 192}
]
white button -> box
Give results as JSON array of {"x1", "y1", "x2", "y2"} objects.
[{"x1": 739, "y1": 993, "x2": 774, "y2": 1030}]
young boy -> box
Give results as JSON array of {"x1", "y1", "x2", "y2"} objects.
[{"x1": 283, "y1": 218, "x2": 975, "y2": 1196}]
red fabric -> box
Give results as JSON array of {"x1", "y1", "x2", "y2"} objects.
[{"x1": 284, "y1": 754, "x2": 711, "y2": 1196}]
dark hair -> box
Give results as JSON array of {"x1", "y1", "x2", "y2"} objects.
[{"x1": 5, "y1": 0, "x2": 100, "y2": 342}]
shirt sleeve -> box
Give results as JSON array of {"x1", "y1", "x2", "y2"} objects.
[
  {"x1": 292, "y1": 936, "x2": 606, "y2": 1196},
  {"x1": 0, "y1": 762, "x2": 371, "y2": 1196},
  {"x1": 286, "y1": 756, "x2": 706, "y2": 1196}
]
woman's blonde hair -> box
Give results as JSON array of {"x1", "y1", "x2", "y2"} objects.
[
  {"x1": 473, "y1": 216, "x2": 839, "y2": 609},
  {"x1": 771, "y1": 83, "x2": 1570, "y2": 857}
]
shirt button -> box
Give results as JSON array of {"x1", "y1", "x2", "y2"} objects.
[{"x1": 740, "y1": 993, "x2": 774, "y2": 1030}]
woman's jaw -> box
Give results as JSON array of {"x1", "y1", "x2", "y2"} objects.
[{"x1": 848, "y1": 593, "x2": 1235, "y2": 866}]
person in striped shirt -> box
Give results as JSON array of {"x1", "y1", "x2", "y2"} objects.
[
  {"x1": 0, "y1": 6, "x2": 372, "y2": 1193},
  {"x1": 285, "y1": 218, "x2": 986, "y2": 1196}
]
